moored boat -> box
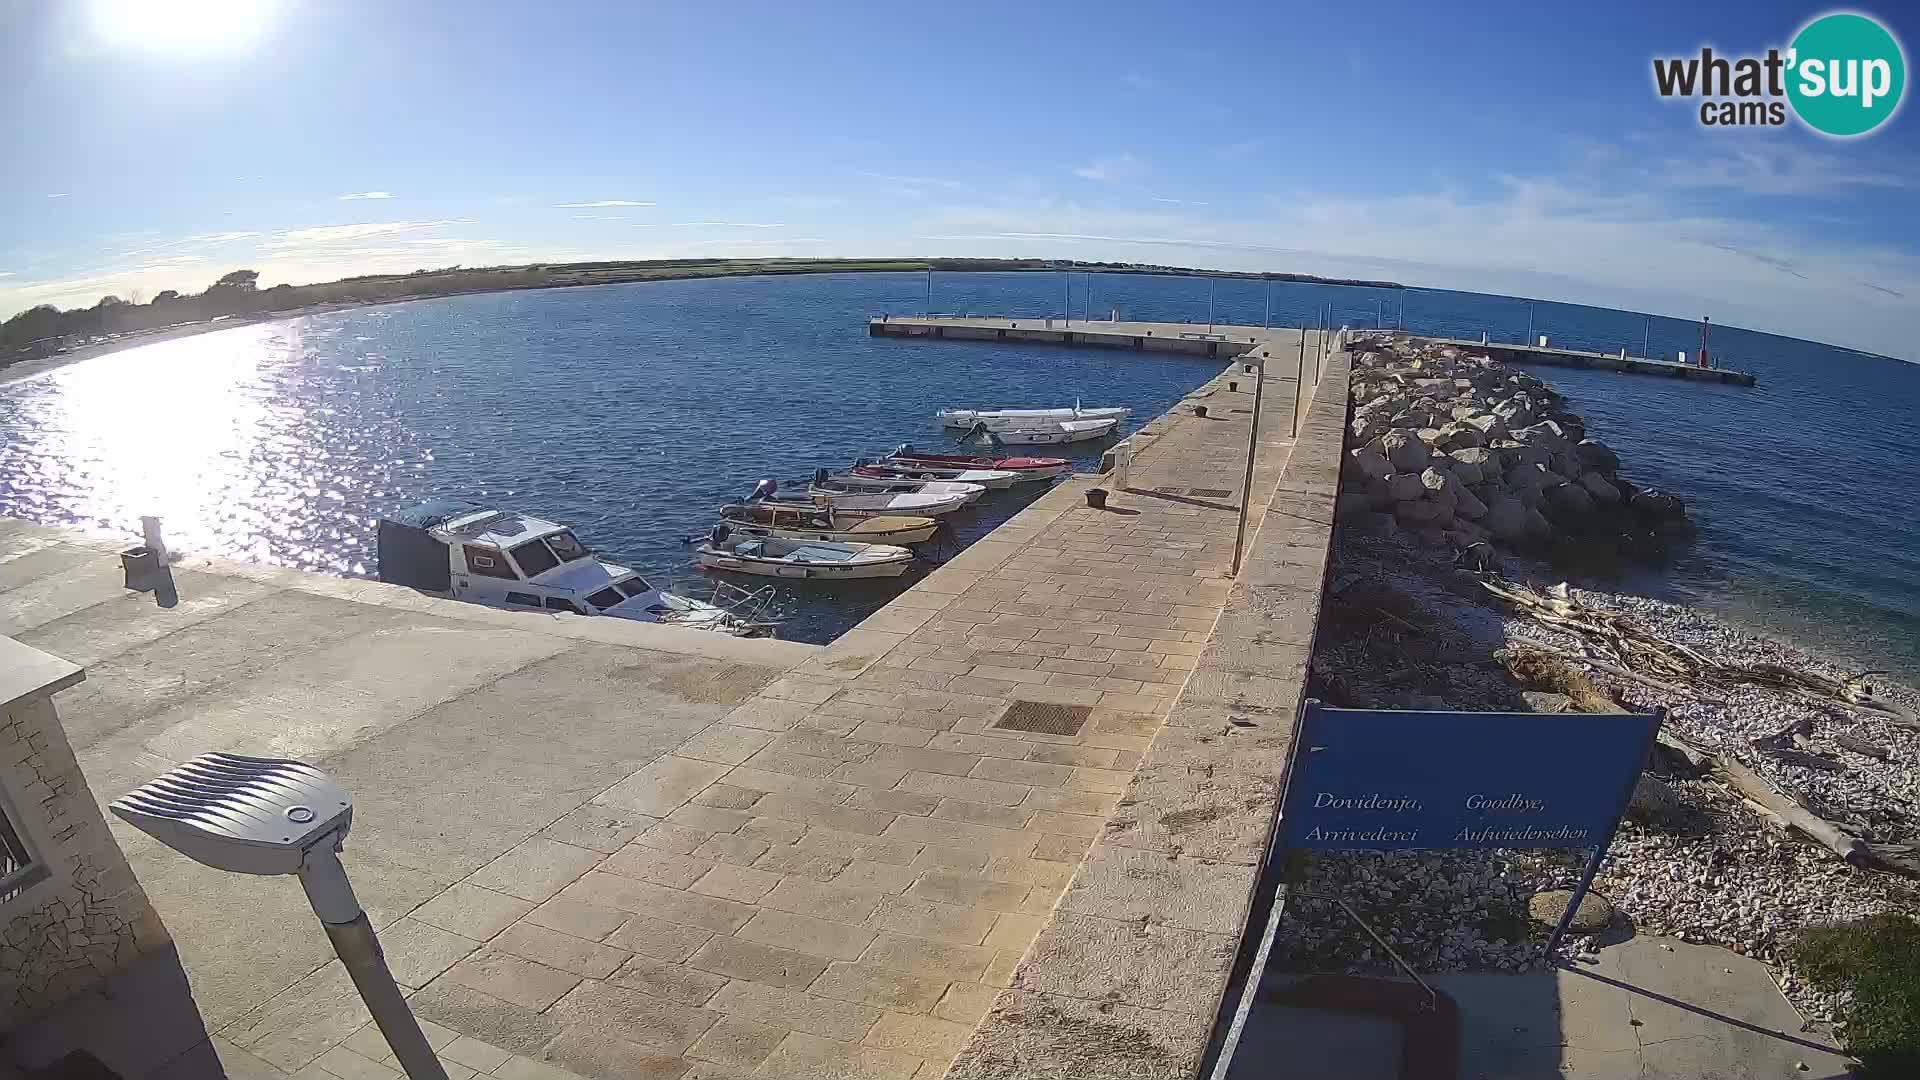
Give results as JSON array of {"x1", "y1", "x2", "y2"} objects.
[
  {"x1": 747, "y1": 479, "x2": 970, "y2": 518},
  {"x1": 719, "y1": 502, "x2": 940, "y2": 546},
  {"x1": 377, "y1": 499, "x2": 768, "y2": 634},
  {"x1": 963, "y1": 417, "x2": 1119, "y2": 445},
  {"x1": 937, "y1": 404, "x2": 1129, "y2": 430},
  {"x1": 844, "y1": 461, "x2": 1017, "y2": 490},
  {"x1": 696, "y1": 527, "x2": 914, "y2": 580},
  {"x1": 808, "y1": 468, "x2": 992, "y2": 501},
  {"x1": 887, "y1": 446, "x2": 1072, "y2": 482}
]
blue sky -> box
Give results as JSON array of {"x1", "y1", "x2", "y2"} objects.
[{"x1": 2, "y1": 0, "x2": 1915, "y2": 358}]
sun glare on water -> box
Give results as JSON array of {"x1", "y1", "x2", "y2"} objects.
[{"x1": 89, "y1": 0, "x2": 275, "y2": 54}]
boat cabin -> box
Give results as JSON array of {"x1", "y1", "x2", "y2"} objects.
[{"x1": 425, "y1": 508, "x2": 658, "y2": 615}]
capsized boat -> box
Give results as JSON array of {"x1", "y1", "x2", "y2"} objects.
[
  {"x1": 696, "y1": 526, "x2": 914, "y2": 580},
  {"x1": 719, "y1": 501, "x2": 940, "y2": 546},
  {"x1": 962, "y1": 417, "x2": 1119, "y2": 445},
  {"x1": 888, "y1": 446, "x2": 1072, "y2": 482},
  {"x1": 377, "y1": 499, "x2": 768, "y2": 634},
  {"x1": 937, "y1": 404, "x2": 1130, "y2": 430},
  {"x1": 809, "y1": 468, "x2": 991, "y2": 501},
  {"x1": 747, "y1": 479, "x2": 970, "y2": 518}
]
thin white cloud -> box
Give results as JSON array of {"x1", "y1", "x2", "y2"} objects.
[
  {"x1": 1074, "y1": 154, "x2": 1146, "y2": 182},
  {"x1": 554, "y1": 199, "x2": 655, "y2": 208},
  {"x1": 263, "y1": 220, "x2": 467, "y2": 249},
  {"x1": 46, "y1": 193, "x2": 68, "y2": 199},
  {"x1": 0, "y1": 272, "x2": 13, "y2": 278},
  {"x1": 1151, "y1": 196, "x2": 1209, "y2": 206},
  {"x1": 855, "y1": 170, "x2": 966, "y2": 190},
  {"x1": 1653, "y1": 141, "x2": 1914, "y2": 196},
  {"x1": 628, "y1": 221, "x2": 785, "y2": 229},
  {"x1": 337, "y1": 191, "x2": 396, "y2": 200}
]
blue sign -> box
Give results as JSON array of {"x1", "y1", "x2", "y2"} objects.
[{"x1": 1279, "y1": 704, "x2": 1660, "y2": 851}]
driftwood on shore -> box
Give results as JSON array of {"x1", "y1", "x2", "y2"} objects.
[
  {"x1": 1480, "y1": 577, "x2": 1919, "y2": 726},
  {"x1": 1481, "y1": 576, "x2": 1920, "y2": 877}
]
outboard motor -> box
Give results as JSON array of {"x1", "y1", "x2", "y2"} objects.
[
  {"x1": 894, "y1": 444, "x2": 914, "y2": 459},
  {"x1": 710, "y1": 523, "x2": 731, "y2": 545},
  {"x1": 854, "y1": 457, "x2": 873, "y2": 468},
  {"x1": 748, "y1": 479, "x2": 778, "y2": 502},
  {"x1": 813, "y1": 467, "x2": 831, "y2": 486}
]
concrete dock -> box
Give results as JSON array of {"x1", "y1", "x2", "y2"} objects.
[
  {"x1": 871, "y1": 316, "x2": 1757, "y2": 387},
  {"x1": 1413, "y1": 334, "x2": 1758, "y2": 385},
  {"x1": 2, "y1": 328, "x2": 1346, "y2": 1080}
]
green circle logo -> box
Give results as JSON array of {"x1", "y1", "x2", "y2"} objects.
[{"x1": 1787, "y1": 12, "x2": 1906, "y2": 136}]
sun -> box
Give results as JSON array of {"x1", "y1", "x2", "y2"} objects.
[{"x1": 88, "y1": 0, "x2": 276, "y2": 54}]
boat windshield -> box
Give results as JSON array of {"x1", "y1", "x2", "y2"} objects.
[
  {"x1": 586, "y1": 578, "x2": 653, "y2": 610},
  {"x1": 547, "y1": 531, "x2": 588, "y2": 561}
]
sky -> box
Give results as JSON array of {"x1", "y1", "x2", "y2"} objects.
[{"x1": 1, "y1": 0, "x2": 1915, "y2": 359}]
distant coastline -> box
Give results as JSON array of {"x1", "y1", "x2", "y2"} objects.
[{"x1": 1, "y1": 257, "x2": 1405, "y2": 381}]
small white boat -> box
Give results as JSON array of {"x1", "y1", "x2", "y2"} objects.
[
  {"x1": 846, "y1": 462, "x2": 1019, "y2": 490},
  {"x1": 719, "y1": 502, "x2": 941, "y2": 546},
  {"x1": 697, "y1": 529, "x2": 914, "y2": 580},
  {"x1": 377, "y1": 500, "x2": 767, "y2": 635},
  {"x1": 965, "y1": 417, "x2": 1120, "y2": 445},
  {"x1": 938, "y1": 404, "x2": 1130, "y2": 430},
  {"x1": 748, "y1": 479, "x2": 970, "y2": 518},
  {"x1": 809, "y1": 469, "x2": 990, "y2": 501}
]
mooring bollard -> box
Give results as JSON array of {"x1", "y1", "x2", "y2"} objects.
[
  {"x1": 1086, "y1": 488, "x2": 1108, "y2": 510},
  {"x1": 1194, "y1": 404, "x2": 1209, "y2": 418}
]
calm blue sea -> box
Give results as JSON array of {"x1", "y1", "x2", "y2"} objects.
[{"x1": 0, "y1": 272, "x2": 1913, "y2": 666}]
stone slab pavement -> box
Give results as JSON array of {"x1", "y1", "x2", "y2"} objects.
[
  {"x1": 1229, "y1": 935, "x2": 1852, "y2": 1079},
  {"x1": 3, "y1": 342, "x2": 1317, "y2": 1079}
]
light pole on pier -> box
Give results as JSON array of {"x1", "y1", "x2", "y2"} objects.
[{"x1": 1208, "y1": 277, "x2": 1216, "y2": 333}]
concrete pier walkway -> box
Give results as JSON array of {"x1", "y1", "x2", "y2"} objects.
[{"x1": 2, "y1": 328, "x2": 1347, "y2": 1080}]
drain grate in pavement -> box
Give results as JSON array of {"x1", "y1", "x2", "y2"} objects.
[
  {"x1": 1188, "y1": 488, "x2": 1234, "y2": 498},
  {"x1": 1153, "y1": 486, "x2": 1185, "y2": 495},
  {"x1": 994, "y1": 700, "x2": 1091, "y2": 736}
]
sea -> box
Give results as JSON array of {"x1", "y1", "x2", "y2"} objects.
[{"x1": 0, "y1": 272, "x2": 1913, "y2": 669}]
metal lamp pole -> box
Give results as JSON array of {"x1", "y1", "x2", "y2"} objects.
[{"x1": 1231, "y1": 352, "x2": 1266, "y2": 576}]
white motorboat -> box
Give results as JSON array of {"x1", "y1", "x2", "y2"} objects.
[
  {"x1": 718, "y1": 502, "x2": 941, "y2": 546},
  {"x1": 748, "y1": 479, "x2": 970, "y2": 518},
  {"x1": 937, "y1": 404, "x2": 1130, "y2": 430},
  {"x1": 377, "y1": 500, "x2": 767, "y2": 635},
  {"x1": 696, "y1": 528, "x2": 914, "y2": 580},
  {"x1": 808, "y1": 469, "x2": 990, "y2": 501},
  {"x1": 845, "y1": 461, "x2": 1019, "y2": 490},
  {"x1": 964, "y1": 417, "x2": 1120, "y2": 445}
]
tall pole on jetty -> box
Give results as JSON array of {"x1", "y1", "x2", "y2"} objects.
[
  {"x1": 1208, "y1": 278, "x2": 1216, "y2": 332},
  {"x1": 925, "y1": 268, "x2": 932, "y2": 316},
  {"x1": 1063, "y1": 268, "x2": 1071, "y2": 325},
  {"x1": 1232, "y1": 350, "x2": 1266, "y2": 577},
  {"x1": 1526, "y1": 302, "x2": 1535, "y2": 345},
  {"x1": 1263, "y1": 279, "x2": 1271, "y2": 328},
  {"x1": 1086, "y1": 272, "x2": 1094, "y2": 323},
  {"x1": 1643, "y1": 316, "x2": 1652, "y2": 360}
]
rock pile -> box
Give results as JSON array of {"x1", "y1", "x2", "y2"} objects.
[{"x1": 1337, "y1": 343, "x2": 1689, "y2": 568}]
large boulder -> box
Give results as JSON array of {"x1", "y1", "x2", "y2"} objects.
[
  {"x1": 1454, "y1": 485, "x2": 1488, "y2": 520},
  {"x1": 1335, "y1": 492, "x2": 1373, "y2": 518},
  {"x1": 1579, "y1": 472, "x2": 1621, "y2": 504},
  {"x1": 1395, "y1": 499, "x2": 1445, "y2": 528},
  {"x1": 1454, "y1": 539, "x2": 1502, "y2": 572},
  {"x1": 1365, "y1": 476, "x2": 1395, "y2": 508},
  {"x1": 1524, "y1": 507, "x2": 1555, "y2": 540},
  {"x1": 1348, "y1": 446, "x2": 1393, "y2": 482},
  {"x1": 1436, "y1": 422, "x2": 1486, "y2": 451},
  {"x1": 1420, "y1": 467, "x2": 1457, "y2": 509},
  {"x1": 1566, "y1": 434, "x2": 1612, "y2": 472},
  {"x1": 1509, "y1": 421, "x2": 1570, "y2": 452},
  {"x1": 1492, "y1": 398, "x2": 1536, "y2": 429},
  {"x1": 1548, "y1": 481, "x2": 1595, "y2": 517},
  {"x1": 1387, "y1": 473, "x2": 1425, "y2": 502},
  {"x1": 1449, "y1": 458, "x2": 1484, "y2": 485},
  {"x1": 1631, "y1": 489, "x2": 1686, "y2": 519},
  {"x1": 1351, "y1": 411, "x2": 1389, "y2": 445},
  {"x1": 1381, "y1": 431, "x2": 1430, "y2": 473}
]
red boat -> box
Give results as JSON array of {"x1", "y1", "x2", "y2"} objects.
[{"x1": 887, "y1": 445, "x2": 1071, "y2": 482}]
